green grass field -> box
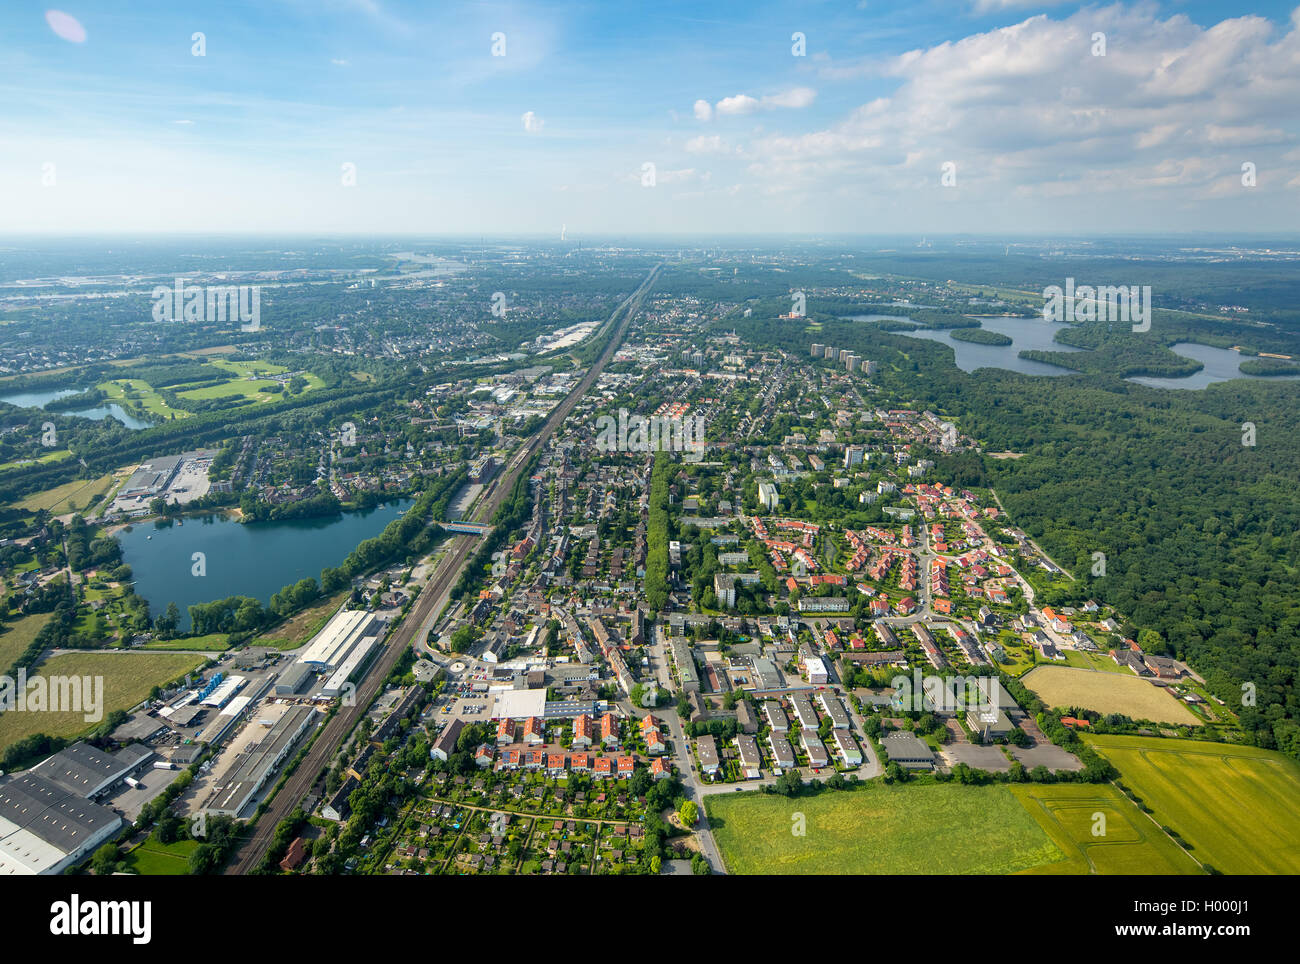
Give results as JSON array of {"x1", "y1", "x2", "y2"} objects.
[
  {"x1": 1010, "y1": 784, "x2": 1201, "y2": 875},
  {"x1": 0, "y1": 612, "x2": 53, "y2": 673},
  {"x1": 140, "y1": 632, "x2": 231, "y2": 651},
  {"x1": 1060, "y1": 649, "x2": 1128, "y2": 674},
  {"x1": 0, "y1": 651, "x2": 205, "y2": 751},
  {"x1": 707, "y1": 783, "x2": 1065, "y2": 874},
  {"x1": 14, "y1": 470, "x2": 122, "y2": 514},
  {"x1": 98, "y1": 378, "x2": 188, "y2": 419},
  {"x1": 256, "y1": 591, "x2": 347, "y2": 649},
  {"x1": 0, "y1": 449, "x2": 73, "y2": 473},
  {"x1": 123, "y1": 836, "x2": 198, "y2": 875},
  {"x1": 1085, "y1": 734, "x2": 1300, "y2": 874}
]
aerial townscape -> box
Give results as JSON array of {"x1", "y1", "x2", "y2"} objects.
[{"x1": 0, "y1": 3, "x2": 1296, "y2": 934}]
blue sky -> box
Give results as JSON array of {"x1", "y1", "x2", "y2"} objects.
[{"x1": 3, "y1": 0, "x2": 1300, "y2": 235}]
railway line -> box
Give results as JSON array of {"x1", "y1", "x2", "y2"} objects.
[{"x1": 223, "y1": 263, "x2": 660, "y2": 873}]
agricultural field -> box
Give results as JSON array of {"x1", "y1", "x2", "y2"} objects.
[
  {"x1": 1010, "y1": 784, "x2": 1201, "y2": 875},
  {"x1": 14, "y1": 469, "x2": 124, "y2": 515},
  {"x1": 706, "y1": 783, "x2": 1064, "y2": 875},
  {"x1": 1086, "y1": 734, "x2": 1300, "y2": 874},
  {"x1": 1022, "y1": 665, "x2": 1198, "y2": 725},
  {"x1": 0, "y1": 612, "x2": 54, "y2": 674},
  {"x1": 0, "y1": 651, "x2": 205, "y2": 751}
]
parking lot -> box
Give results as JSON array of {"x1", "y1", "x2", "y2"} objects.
[{"x1": 941, "y1": 743, "x2": 1013, "y2": 772}]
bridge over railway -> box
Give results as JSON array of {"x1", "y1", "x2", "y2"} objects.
[{"x1": 441, "y1": 521, "x2": 491, "y2": 535}]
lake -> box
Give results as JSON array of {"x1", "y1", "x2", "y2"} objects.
[
  {"x1": 117, "y1": 500, "x2": 414, "y2": 629},
  {"x1": 0, "y1": 387, "x2": 154, "y2": 429},
  {"x1": 894, "y1": 316, "x2": 1084, "y2": 376},
  {"x1": 1127, "y1": 342, "x2": 1300, "y2": 390}
]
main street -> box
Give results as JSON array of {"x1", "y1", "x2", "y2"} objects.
[{"x1": 223, "y1": 264, "x2": 660, "y2": 873}]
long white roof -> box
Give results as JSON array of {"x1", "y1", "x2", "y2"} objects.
[{"x1": 298, "y1": 609, "x2": 375, "y2": 669}]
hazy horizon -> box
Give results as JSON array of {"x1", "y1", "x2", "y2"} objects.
[{"x1": 4, "y1": 1, "x2": 1300, "y2": 236}]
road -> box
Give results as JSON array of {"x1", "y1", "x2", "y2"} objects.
[{"x1": 223, "y1": 264, "x2": 661, "y2": 874}]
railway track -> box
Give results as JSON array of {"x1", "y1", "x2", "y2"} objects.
[{"x1": 222, "y1": 263, "x2": 660, "y2": 873}]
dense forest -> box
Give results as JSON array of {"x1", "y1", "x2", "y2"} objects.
[{"x1": 733, "y1": 300, "x2": 1300, "y2": 760}]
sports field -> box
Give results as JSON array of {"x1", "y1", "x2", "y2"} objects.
[
  {"x1": 1086, "y1": 734, "x2": 1300, "y2": 874},
  {"x1": 1010, "y1": 784, "x2": 1200, "y2": 875},
  {"x1": 0, "y1": 651, "x2": 204, "y2": 750},
  {"x1": 1023, "y1": 665, "x2": 1198, "y2": 724},
  {"x1": 707, "y1": 783, "x2": 1064, "y2": 874}
]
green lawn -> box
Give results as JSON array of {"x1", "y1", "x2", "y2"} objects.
[
  {"x1": 1061, "y1": 649, "x2": 1127, "y2": 673},
  {"x1": 1086, "y1": 734, "x2": 1300, "y2": 874},
  {"x1": 706, "y1": 783, "x2": 1064, "y2": 875},
  {"x1": 98, "y1": 378, "x2": 188, "y2": 419},
  {"x1": 0, "y1": 449, "x2": 73, "y2": 473},
  {"x1": 1010, "y1": 784, "x2": 1201, "y2": 875},
  {"x1": 123, "y1": 836, "x2": 198, "y2": 875},
  {"x1": 140, "y1": 632, "x2": 231, "y2": 651}
]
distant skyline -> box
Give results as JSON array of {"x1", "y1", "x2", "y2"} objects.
[{"x1": 3, "y1": 1, "x2": 1300, "y2": 236}]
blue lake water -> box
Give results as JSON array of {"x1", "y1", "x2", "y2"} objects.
[
  {"x1": 0, "y1": 387, "x2": 154, "y2": 429},
  {"x1": 894, "y1": 316, "x2": 1084, "y2": 376},
  {"x1": 1127, "y1": 342, "x2": 1300, "y2": 390},
  {"x1": 117, "y1": 500, "x2": 413, "y2": 630}
]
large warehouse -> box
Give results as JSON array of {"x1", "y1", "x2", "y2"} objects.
[
  {"x1": 31, "y1": 742, "x2": 154, "y2": 801},
  {"x1": 297, "y1": 609, "x2": 380, "y2": 671},
  {"x1": 201, "y1": 704, "x2": 320, "y2": 818},
  {"x1": 0, "y1": 742, "x2": 145, "y2": 876}
]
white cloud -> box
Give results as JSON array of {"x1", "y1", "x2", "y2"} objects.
[
  {"x1": 693, "y1": 99, "x2": 713, "y2": 122},
  {"x1": 742, "y1": 4, "x2": 1300, "y2": 210},
  {"x1": 331, "y1": 59, "x2": 351, "y2": 67},
  {"x1": 685, "y1": 135, "x2": 730, "y2": 154},
  {"x1": 971, "y1": 0, "x2": 1070, "y2": 13},
  {"x1": 45, "y1": 10, "x2": 86, "y2": 44},
  {"x1": 716, "y1": 94, "x2": 760, "y2": 116},
  {"x1": 763, "y1": 87, "x2": 817, "y2": 109},
  {"x1": 521, "y1": 111, "x2": 544, "y2": 133},
  {"x1": 713, "y1": 88, "x2": 817, "y2": 117}
]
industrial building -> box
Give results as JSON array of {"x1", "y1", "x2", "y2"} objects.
[
  {"x1": 322, "y1": 636, "x2": 379, "y2": 698},
  {"x1": 0, "y1": 773, "x2": 122, "y2": 875},
  {"x1": 31, "y1": 742, "x2": 154, "y2": 801},
  {"x1": 201, "y1": 704, "x2": 320, "y2": 817},
  {"x1": 200, "y1": 675, "x2": 247, "y2": 709},
  {"x1": 297, "y1": 609, "x2": 381, "y2": 672},
  {"x1": 275, "y1": 663, "x2": 316, "y2": 696}
]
